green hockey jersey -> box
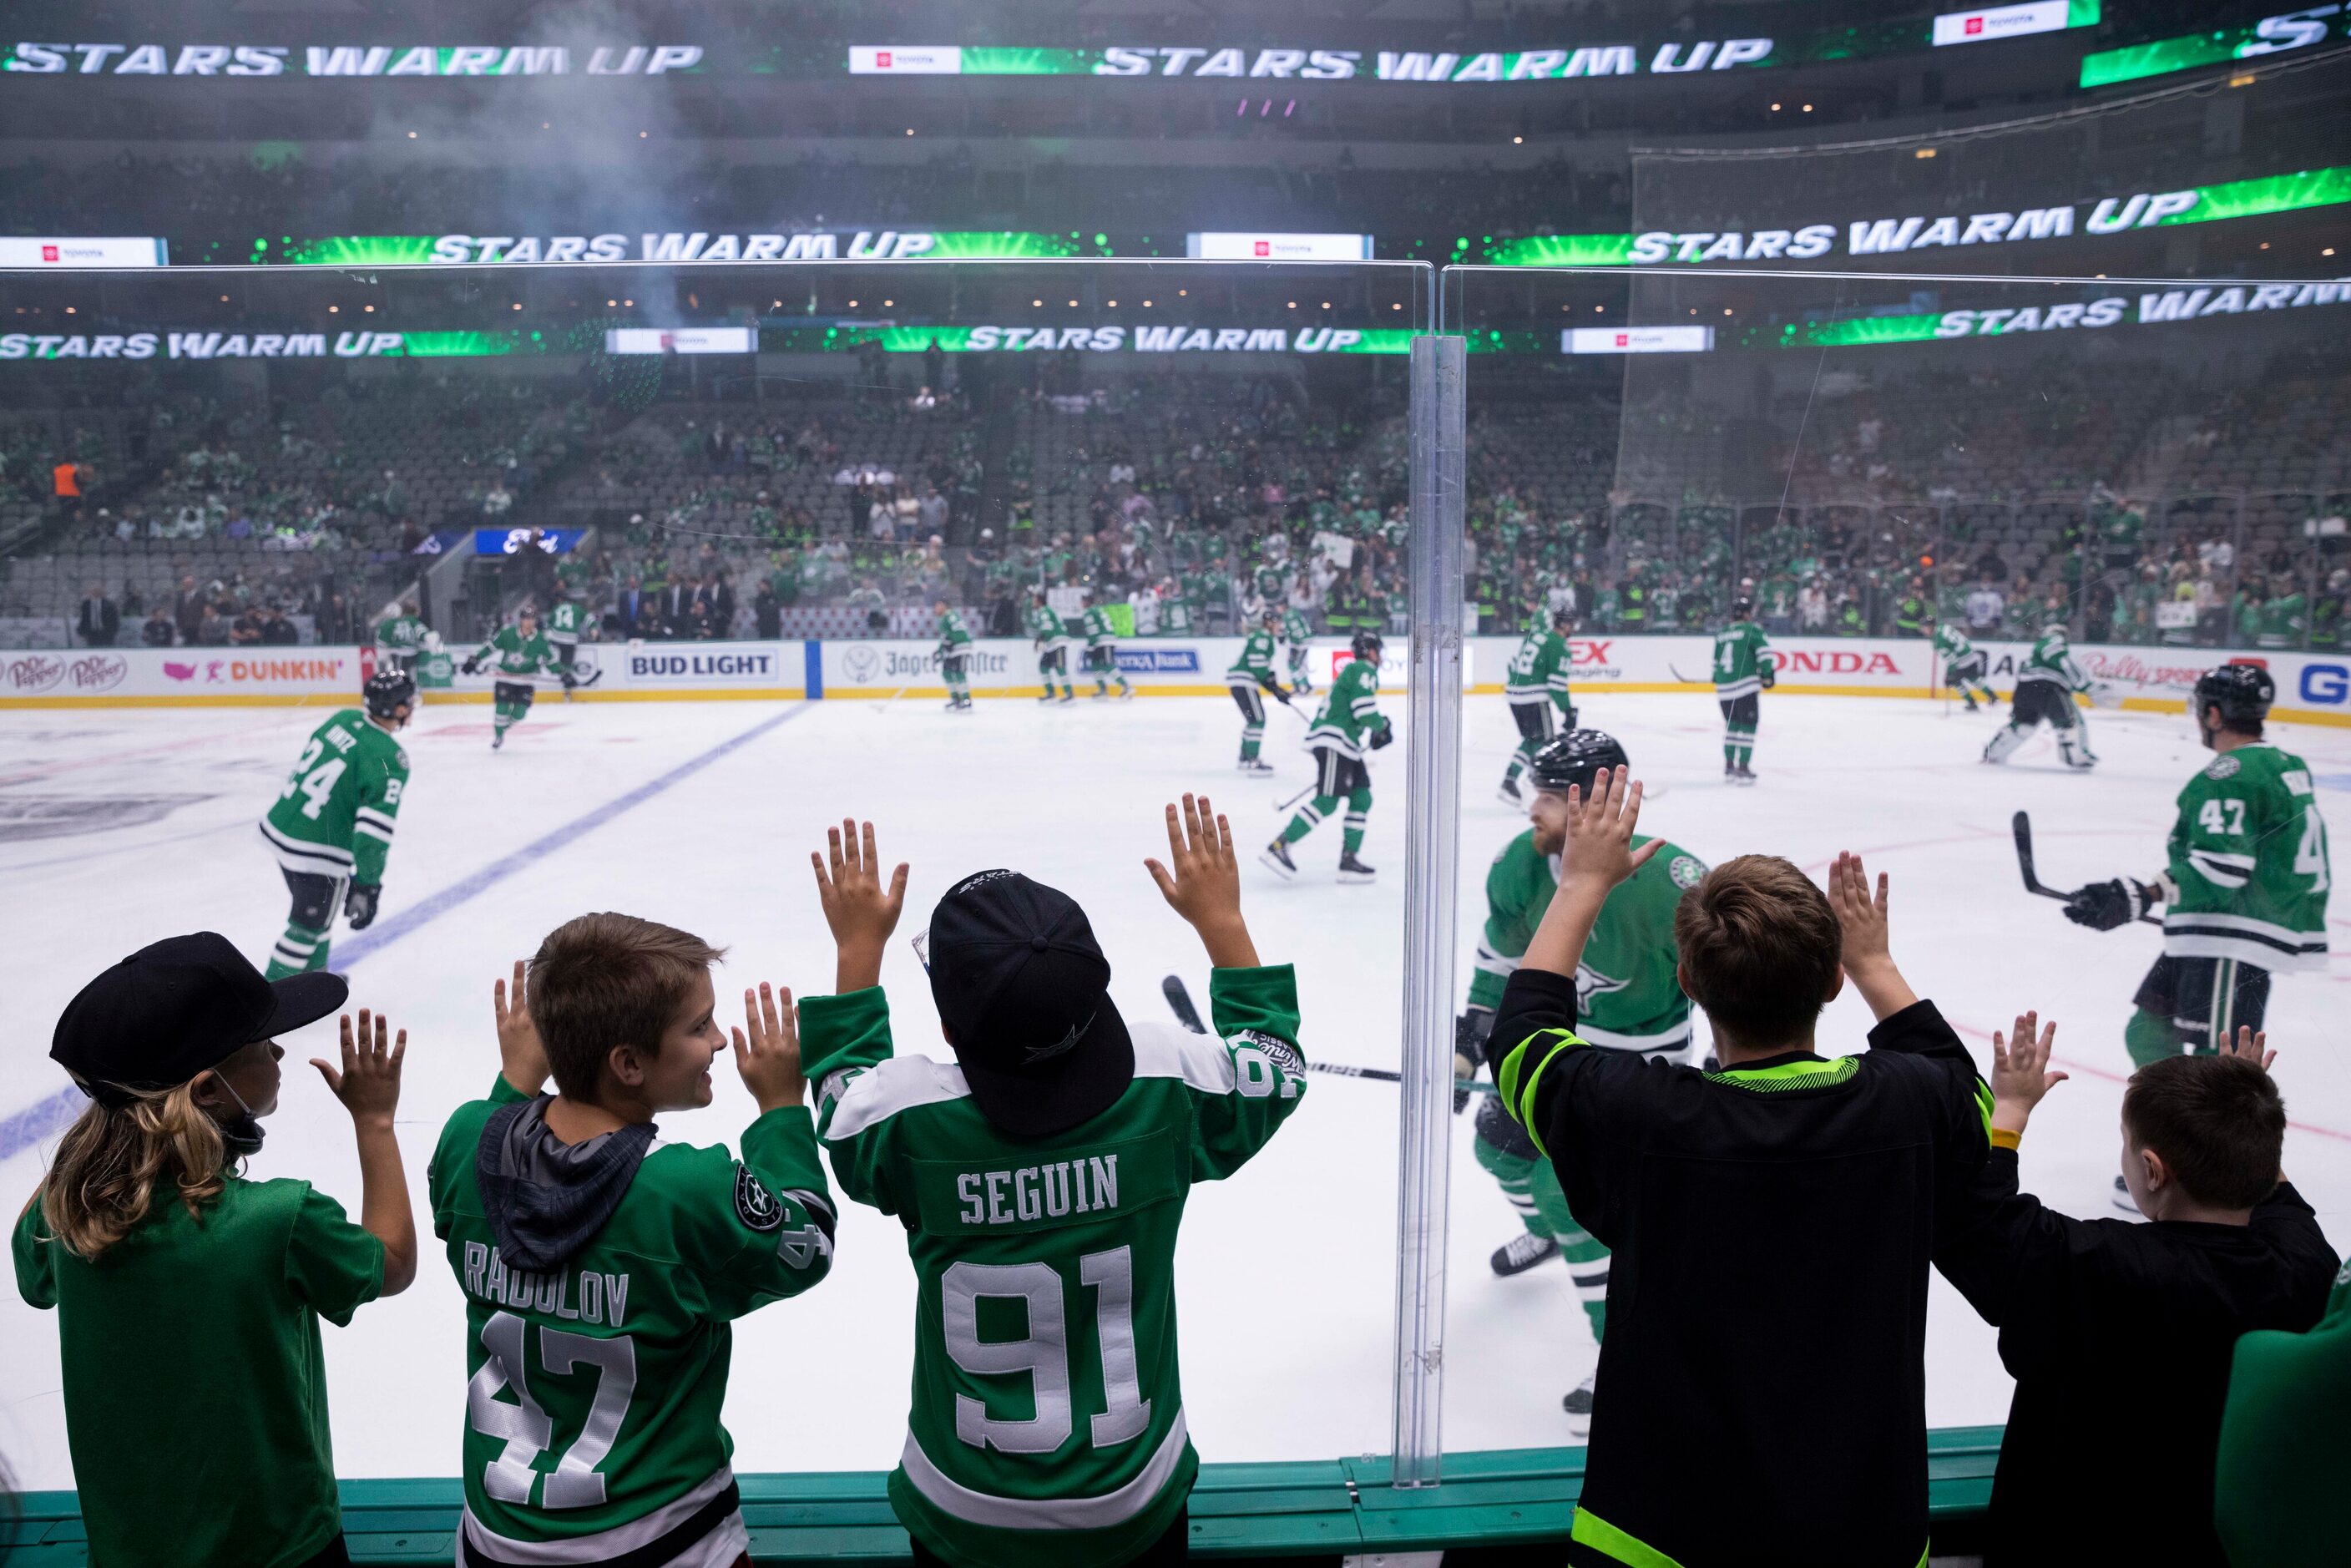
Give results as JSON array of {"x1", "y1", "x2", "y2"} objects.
[
  {"x1": 546, "y1": 602, "x2": 586, "y2": 640},
  {"x1": 2162, "y1": 742, "x2": 2331, "y2": 971},
  {"x1": 2017, "y1": 628, "x2": 2088, "y2": 690},
  {"x1": 1160, "y1": 600, "x2": 1193, "y2": 636},
  {"x1": 1226, "y1": 630, "x2": 1277, "y2": 685},
  {"x1": 429, "y1": 1080, "x2": 837, "y2": 1565},
  {"x1": 1306, "y1": 655, "x2": 1383, "y2": 759},
  {"x1": 1932, "y1": 624, "x2": 1977, "y2": 662},
  {"x1": 376, "y1": 614, "x2": 428, "y2": 655},
  {"x1": 1505, "y1": 629, "x2": 1573, "y2": 711},
  {"x1": 1026, "y1": 604, "x2": 1067, "y2": 644},
  {"x1": 474, "y1": 625, "x2": 554, "y2": 679},
  {"x1": 1711, "y1": 622, "x2": 1769, "y2": 698},
  {"x1": 1280, "y1": 609, "x2": 1312, "y2": 647},
  {"x1": 801, "y1": 968, "x2": 1307, "y2": 1566},
  {"x1": 938, "y1": 609, "x2": 974, "y2": 651},
  {"x1": 260, "y1": 708, "x2": 408, "y2": 885},
  {"x1": 1081, "y1": 606, "x2": 1116, "y2": 648},
  {"x1": 1468, "y1": 829, "x2": 1706, "y2": 1049}
]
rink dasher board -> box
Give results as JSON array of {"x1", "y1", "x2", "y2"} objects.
[{"x1": 8, "y1": 637, "x2": 2351, "y2": 726}]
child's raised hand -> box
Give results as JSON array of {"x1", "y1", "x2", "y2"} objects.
[
  {"x1": 1828, "y1": 852, "x2": 1893, "y2": 974},
  {"x1": 1559, "y1": 766, "x2": 1661, "y2": 893},
  {"x1": 733, "y1": 981, "x2": 806, "y2": 1113},
  {"x1": 2217, "y1": 1024, "x2": 2274, "y2": 1072},
  {"x1": 493, "y1": 959, "x2": 550, "y2": 1095},
  {"x1": 315, "y1": 1009, "x2": 405, "y2": 1128},
  {"x1": 1145, "y1": 793, "x2": 1258, "y2": 969},
  {"x1": 1990, "y1": 1009, "x2": 2067, "y2": 1131}
]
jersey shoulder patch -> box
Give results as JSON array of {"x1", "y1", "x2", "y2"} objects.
[
  {"x1": 733, "y1": 1166, "x2": 784, "y2": 1232},
  {"x1": 1669, "y1": 854, "x2": 1706, "y2": 890},
  {"x1": 2206, "y1": 754, "x2": 2242, "y2": 781}
]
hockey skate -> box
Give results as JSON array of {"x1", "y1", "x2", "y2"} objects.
[
  {"x1": 492, "y1": 729, "x2": 505, "y2": 751},
  {"x1": 1337, "y1": 851, "x2": 1377, "y2": 884},
  {"x1": 1733, "y1": 764, "x2": 1758, "y2": 786},
  {"x1": 1259, "y1": 839, "x2": 1299, "y2": 879},
  {"x1": 1057, "y1": 690, "x2": 1075, "y2": 705},
  {"x1": 1562, "y1": 1371, "x2": 1597, "y2": 1434},
  {"x1": 1491, "y1": 1232, "x2": 1560, "y2": 1277},
  {"x1": 1497, "y1": 776, "x2": 1525, "y2": 808},
  {"x1": 1238, "y1": 757, "x2": 1275, "y2": 776}
]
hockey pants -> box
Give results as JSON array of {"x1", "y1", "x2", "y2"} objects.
[
  {"x1": 1474, "y1": 1095, "x2": 1610, "y2": 1340},
  {"x1": 266, "y1": 868, "x2": 346, "y2": 979},
  {"x1": 1280, "y1": 748, "x2": 1370, "y2": 854},
  {"x1": 493, "y1": 680, "x2": 534, "y2": 741},
  {"x1": 1987, "y1": 680, "x2": 2095, "y2": 766},
  {"x1": 2126, "y1": 953, "x2": 2272, "y2": 1067}
]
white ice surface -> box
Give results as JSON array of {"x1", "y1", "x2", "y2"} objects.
[{"x1": 3, "y1": 690, "x2": 2347, "y2": 1489}]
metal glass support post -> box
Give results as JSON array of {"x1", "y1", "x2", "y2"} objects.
[{"x1": 1393, "y1": 331, "x2": 1466, "y2": 1488}]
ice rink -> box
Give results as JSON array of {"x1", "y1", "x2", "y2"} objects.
[{"x1": 5, "y1": 685, "x2": 2348, "y2": 1489}]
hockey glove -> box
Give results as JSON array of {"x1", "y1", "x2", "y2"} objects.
[
  {"x1": 1368, "y1": 716, "x2": 1395, "y2": 750},
  {"x1": 1454, "y1": 1010, "x2": 1494, "y2": 1114},
  {"x1": 345, "y1": 882, "x2": 382, "y2": 930},
  {"x1": 2064, "y1": 877, "x2": 2156, "y2": 932},
  {"x1": 461, "y1": 655, "x2": 481, "y2": 675},
  {"x1": 1759, "y1": 663, "x2": 1777, "y2": 690}
]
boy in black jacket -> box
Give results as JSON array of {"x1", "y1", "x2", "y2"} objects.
[
  {"x1": 1484, "y1": 768, "x2": 1990, "y2": 1568},
  {"x1": 1937, "y1": 1015, "x2": 2336, "y2": 1566}
]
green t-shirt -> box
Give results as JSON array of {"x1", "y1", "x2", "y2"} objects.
[
  {"x1": 260, "y1": 708, "x2": 409, "y2": 885},
  {"x1": 14, "y1": 1177, "x2": 383, "y2": 1568},
  {"x1": 802, "y1": 967, "x2": 1307, "y2": 1568},
  {"x1": 429, "y1": 1081, "x2": 836, "y2": 1559},
  {"x1": 2163, "y1": 743, "x2": 2331, "y2": 971},
  {"x1": 374, "y1": 614, "x2": 427, "y2": 655}
]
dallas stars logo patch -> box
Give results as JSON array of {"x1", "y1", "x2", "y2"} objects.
[
  {"x1": 2206, "y1": 754, "x2": 2242, "y2": 781},
  {"x1": 1669, "y1": 855, "x2": 1706, "y2": 889},
  {"x1": 733, "y1": 1167, "x2": 783, "y2": 1232}
]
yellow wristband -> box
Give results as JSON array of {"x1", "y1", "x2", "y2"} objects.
[{"x1": 1990, "y1": 1127, "x2": 2023, "y2": 1151}]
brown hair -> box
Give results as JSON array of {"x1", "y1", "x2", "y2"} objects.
[
  {"x1": 530, "y1": 913, "x2": 726, "y2": 1100},
  {"x1": 2122, "y1": 1055, "x2": 2285, "y2": 1208},
  {"x1": 41, "y1": 1085, "x2": 228, "y2": 1260},
  {"x1": 1672, "y1": 855, "x2": 1843, "y2": 1050}
]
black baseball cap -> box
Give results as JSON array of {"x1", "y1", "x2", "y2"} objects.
[
  {"x1": 927, "y1": 871, "x2": 1135, "y2": 1138},
  {"x1": 51, "y1": 932, "x2": 347, "y2": 1107}
]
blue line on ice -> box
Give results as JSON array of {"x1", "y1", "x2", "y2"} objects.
[{"x1": 0, "y1": 703, "x2": 811, "y2": 1159}]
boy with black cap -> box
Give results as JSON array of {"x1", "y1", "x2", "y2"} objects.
[
  {"x1": 800, "y1": 799, "x2": 1307, "y2": 1568},
  {"x1": 16, "y1": 933, "x2": 414, "y2": 1568}
]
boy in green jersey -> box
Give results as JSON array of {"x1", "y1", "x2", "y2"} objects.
[
  {"x1": 20, "y1": 933, "x2": 416, "y2": 1568},
  {"x1": 1224, "y1": 608, "x2": 1287, "y2": 776},
  {"x1": 2063, "y1": 665, "x2": 2332, "y2": 1198},
  {"x1": 1498, "y1": 607, "x2": 1577, "y2": 807},
  {"x1": 801, "y1": 803, "x2": 1306, "y2": 1568},
  {"x1": 463, "y1": 604, "x2": 555, "y2": 751},
  {"x1": 545, "y1": 595, "x2": 588, "y2": 699},
  {"x1": 1710, "y1": 596, "x2": 1772, "y2": 785},
  {"x1": 374, "y1": 597, "x2": 430, "y2": 675},
  {"x1": 1024, "y1": 588, "x2": 1074, "y2": 704},
  {"x1": 1454, "y1": 731, "x2": 1706, "y2": 1427},
  {"x1": 936, "y1": 599, "x2": 975, "y2": 712},
  {"x1": 1158, "y1": 582, "x2": 1193, "y2": 637},
  {"x1": 260, "y1": 667, "x2": 415, "y2": 979},
  {"x1": 431, "y1": 920, "x2": 836, "y2": 1568},
  {"x1": 1984, "y1": 622, "x2": 2100, "y2": 770},
  {"x1": 1078, "y1": 586, "x2": 1133, "y2": 701},
  {"x1": 1279, "y1": 604, "x2": 1316, "y2": 696},
  {"x1": 1263, "y1": 630, "x2": 1388, "y2": 883},
  {"x1": 1924, "y1": 609, "x2": 1998, "y2": 711}
]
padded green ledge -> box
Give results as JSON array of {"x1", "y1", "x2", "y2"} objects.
[{"x1": 7, "y1": 1429, "x2": 2004, "y2": 1564}]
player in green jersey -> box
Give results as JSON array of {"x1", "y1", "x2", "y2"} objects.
[
  {"x1": 1264, "y1": 630, "x2": 1389, "y2": 884},
  {"x1": 1025, "y1": 588, "x2": 1075, "y2": 704},
  {"x1": 544, "y1": 595, "x2": 589, "y2": 700},
  {"x1": 374, "y1": 598, "x2": 431, "y2": 676},
  {"x1": 463, "y1": 604, "x2": 555, "y2": 751},
  {"x1": 1078, "y1": 586, "x2": 1134, "y2": 701},
  {"x1": 1280, "y1": 604, "x2": 1316, "y2": 696},
  {"x1": 259, "y1": 668, "x2": 415, "y2": 980},
  {"x1": 432, "y1": 919, "x2": 836, "y2": 1568},
  {"x1": 1499, "y1": 607, "x2": 1578, "y2": 807},
  {"x1": 1925, "y1": 609, "x2": 1997, "y2": 712},
  {"x1": 1984, "y1": 622, "x2": 2102, "y2": 770},
  {"x1": 801, "y1": 805, "x2": 1306, "y2": 1568},
  {"x1": 936, "y1": 599, "x2": 975, "y2": 713},
  {"x1": 1225, "y1": 608, "x2": 1287, "y2": 776},
  {"x1": 1711, "y1": 597, "x2": 1772, "y2": 785},
  {"x1": 1454, "y1": 731, "x2": 1707, "y2": 1426}
]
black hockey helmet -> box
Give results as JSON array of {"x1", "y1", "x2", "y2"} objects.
[
  {"x1": 1551, "y1": 604, "x2": 1575, "y2": 630},
  {"x1": 362, "y1": 666, "x2": 417, "y2": 722},
  {"x1": 1350, "y1": 628, "x2": 1383, "y2": 661},
  {"x1": 1527, "y1": 729, "x2": 1630, "y2": 796},
  {"x1": 2193, "y1": 662, "x2": 2274, "y2": 731},
  {"x1": 1732, "y1": 595, "x2": 1755, "y2": 618}
]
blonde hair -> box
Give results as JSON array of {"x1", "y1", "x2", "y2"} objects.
[{"x1": 40, "y1": 1084, "x2": 228, "y2": 1261}]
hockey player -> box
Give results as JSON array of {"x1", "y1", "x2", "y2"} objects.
[
  {"x1": 373, "y1": 597, "x2": 430, "y2": 677},
  {"x1": 544, "y1": 593, "x2": 587, "y2": 699},
  {"x1": 1499, "y1": 607, "x2": 1578, "y2": 806},
  {"x1": 1927, "y1": 609, "x2": 1998, "y2": 712},
  {"x1": 1225, "y1": 608, "x2": 1287, "y2": 776},
  {"x1": 799, "y1": 806, "x2": 1306, "y2": 1568},
  {"x1": 1455, "y1": 729, "x2": 1707, "y2": 1426},
  {"x1": 259, "y1": 667, "x2": 414, "y2": 979},
  {"x1": 463, "y1": 604, "x2": 554, "y2": 751},
  {"x1": 935, "y1": 598, "x2": 974, "y2": 712},
  {"x1": 1263, "y1": 630, "x2": 1388, "y2": 884},
  {"x1": 1280, "y1": 604, "x2": 1317, "y2": 697},
  {"x1": 1079, "y1": 586, "x2": 1134, "y2": 701},
  {"x1": 1711, "y1": 597, "x2": 1772, "y2": 785},
  {"x1": 1025, "y1": 587, "x2": 1074, "y2": 704},
  {"x1": 1985, "y1": 622, "x2": 2098, "y2": 770}
]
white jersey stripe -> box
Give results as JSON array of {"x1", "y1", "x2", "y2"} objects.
[
  {"x1": 900, "y1": 1409, "x2": 1189, "y2": 1532},
  {"x1": 458, "y1": 1464, "x2": 743, "y2": 1566}
]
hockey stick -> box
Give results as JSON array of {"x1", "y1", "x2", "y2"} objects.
[
  {"x1": 1160, "y1": 976, "x2": 1496, "y2": 1095},
  {"x1": 1667, "y1": 663, "x2": 1705, "y2": 685},
  {"x1": 1274, "y1": 781, "x2": 1317, "y2": 812},
  {"x1": 2012, "y1": 811, "x2": 2160, "y2": 925}
]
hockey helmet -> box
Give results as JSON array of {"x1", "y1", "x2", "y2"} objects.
[
  {"x1": 1731, "y1": 595, "x2": 1755, "y2": 618},
  {"x1": 1527, "y1": 729, "x2": 1631, "y2": 797},
  {"x1": 2192, "y1": 663, "x2": 2274, "y2": 731},
  {"x1": 362, "y1": 666, "x2": 417, "y2": 723},
  {"x1": 1350, "y1": 629, "x2": 1383, "y2": 661}
]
